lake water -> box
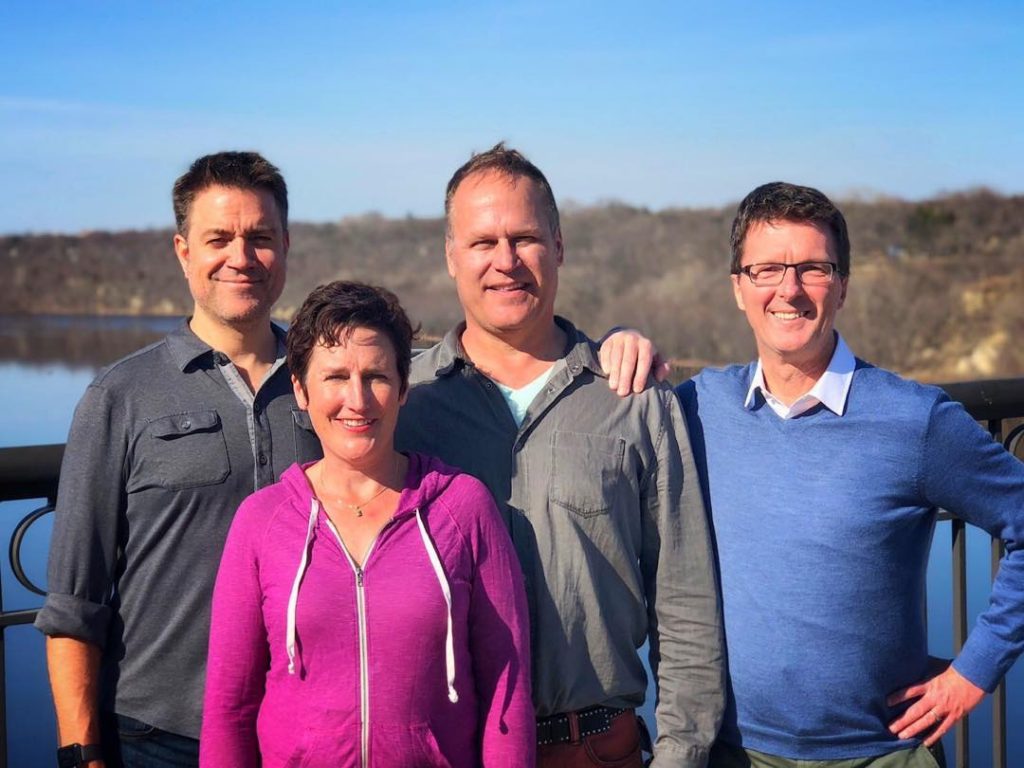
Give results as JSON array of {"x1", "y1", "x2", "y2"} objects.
[{"x1": 0, "y1": 315, "x2": 1021, "y2": 765}]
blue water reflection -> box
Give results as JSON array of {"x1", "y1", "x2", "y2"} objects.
[{"x1": 0, "y1": 317, "x2": 1021, "y2": 765}]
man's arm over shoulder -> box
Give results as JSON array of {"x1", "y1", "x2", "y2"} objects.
[
  {"x1": 35, "y1": 382, "x2": 128, "y2": 750},
  {"x1": 642, "y1": 385, "x2": 724, "y2": 768}
]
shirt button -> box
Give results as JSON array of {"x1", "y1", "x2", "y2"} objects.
[
  {"x1": 253, "y1": 403, "x2": 261, "y2": 416},
  {"x1": 258, "y1": 453, "x2": 268, "y2": 466}
]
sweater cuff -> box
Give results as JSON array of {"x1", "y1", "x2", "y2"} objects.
[{"x1": 952, "y1": 624, "x2": 1009, "y2": 693}]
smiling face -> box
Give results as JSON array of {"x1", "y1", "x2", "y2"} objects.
[
  {"x1": 292, "y1": 326, "x2": 406, "y2": 471},
  {"x1": 445, "y1": 170, "x2": 563, "y2": 344},
  {"x1": 732, "y1": 219, "x2": 848, "y2": 372},
  {"x1": 173, "y1": 184, "x2": 288, "y2": 333}
]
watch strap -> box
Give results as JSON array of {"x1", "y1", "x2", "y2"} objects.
[{"x1": 57, "y1": 743, "x2": 103, "y2": 767}]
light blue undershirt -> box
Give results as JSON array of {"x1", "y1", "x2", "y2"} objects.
[{"x1": 494, "y1": 366, "x2": 556, "y2": 426}]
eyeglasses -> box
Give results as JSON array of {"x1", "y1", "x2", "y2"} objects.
[{"x1": 737, "y1": 262, "x2": 839, "y2": 287}]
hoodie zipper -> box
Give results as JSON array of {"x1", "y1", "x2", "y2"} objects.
[
  {"x1": 325, "y1": 519, "x2": 389, "y2": 768},
  {"x1": 355, "y1": 566, "x2": 369, "y2": 768}
]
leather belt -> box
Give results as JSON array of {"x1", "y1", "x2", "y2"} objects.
[{"x1": 536, "y1": 705, "x2": 628, "y2": 746}]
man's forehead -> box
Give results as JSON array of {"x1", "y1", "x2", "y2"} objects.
[
  {"x1": 745, "y1": 218, "x2": 835, "y2": 251},
  {"x1": 188, "y1": 185, "x2": 283, "y2": 227},
  {"x1": 459, "y1": 168, "x2": 545, "y2": 196},
  {"x1": 450, "y1": 171, "x2": 549, "y2": 222}
]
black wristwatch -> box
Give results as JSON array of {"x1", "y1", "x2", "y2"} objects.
[{"x1": 56, "y1": 743, "x2": 103, "y2": 767}]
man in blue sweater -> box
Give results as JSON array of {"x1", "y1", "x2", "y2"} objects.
[{"x1": 677, "y1": 182, "x2": 1024, "y2": 768}]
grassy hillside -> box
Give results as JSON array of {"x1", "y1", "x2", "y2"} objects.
[{"x1": 4, "y1": 189, "x2": 1022, "y2": 380}]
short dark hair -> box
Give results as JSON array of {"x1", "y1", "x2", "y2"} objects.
[
  {"x1": 444, "y1": 142, "x2": 560, "y2": 235},
  {"x1": 287, "y1": 281, "x2": 418, "y2": 394},
  {"x1": 172, "y1": 151, "x2": 288, "y2": 236},
  {"x1": 730, "y1": 182, "x2": 850, "y2": 276}
]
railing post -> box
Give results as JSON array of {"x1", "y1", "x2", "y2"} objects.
[
  {"x1": 952, "y1": 517, "x2": 969, "y2": 768},
  {"x1": 988, "y1": 419, "x2": 1007, "y2": 768},
  {"x1": 0, "y1": 600, "x2": 6, "y2": 768},
  {"x1": 990, "y1": 537, "x2": 1006, "y2": 768}
]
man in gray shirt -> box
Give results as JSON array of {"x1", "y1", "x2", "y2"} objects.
[
  {"x1": 35, "y1": 152, "x2": 322, "y2": 768},
  {"x1": 396, "y1": 143, "x2": 724, "y2": 768}
]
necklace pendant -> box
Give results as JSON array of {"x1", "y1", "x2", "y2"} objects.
[{"x1": 355, "y1": 508, "x2": 363, "y2": 518}]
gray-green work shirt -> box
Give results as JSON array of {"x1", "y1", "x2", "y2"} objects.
[{"x1": 396, "y1": 317, "x2": 724, "y2": 768}]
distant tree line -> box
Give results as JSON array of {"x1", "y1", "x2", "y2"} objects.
[{"x1": 3, "y1": 189, "x2": 1022, "y2": 381}]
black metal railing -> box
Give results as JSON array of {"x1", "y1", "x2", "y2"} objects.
[{"x1": 0, "y1": 380, "x2": 1022, "y2": 768}]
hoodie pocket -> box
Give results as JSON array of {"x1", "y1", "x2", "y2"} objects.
[{"x1": 371, "y1": 723, "x2": 454, "y2": 768}]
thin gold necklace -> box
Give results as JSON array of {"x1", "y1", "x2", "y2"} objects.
[
  {"x1": 334, "y1": 483, "x2": 389, "y2": 518},
  {"x1": 319, "y1": 465, "x2": 392, "y2": 517}
]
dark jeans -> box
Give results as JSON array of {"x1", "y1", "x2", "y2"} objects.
[{"x1": 101, "y1": 714, "x2": 199, "y2": 768}]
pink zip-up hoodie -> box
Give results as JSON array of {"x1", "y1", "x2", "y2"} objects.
[{"x1": 201, "y1": 453, "x2": 534, "y2": 767}]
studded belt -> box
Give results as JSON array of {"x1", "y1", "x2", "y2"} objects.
[{"x1": 536, "y1": 705, "x2": 628, "y2": 746}]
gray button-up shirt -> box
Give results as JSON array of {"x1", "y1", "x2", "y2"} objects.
[
  {"x1": 35, "y1": 321, "x2": 322, "y2": 738},
  {"x1": 396, "y1": 318, "x2": 723, "y2": 768}
]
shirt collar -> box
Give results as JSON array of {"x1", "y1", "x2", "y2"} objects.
[
  {"x1": 744, "y1": 333, "x2": 856, "y2": 417},
  {"x1": 433, "y1": 316, "x2": 605, "y2": 380},
  {"x1": 165, "y1": 318, "x2": 287, "y2": 372}
]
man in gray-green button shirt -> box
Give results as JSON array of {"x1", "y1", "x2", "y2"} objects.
[
  {"x1": 396, "y1": 143, "x2": 724, "y2": 768},
  {"x1": 36, "y1": 152, "x2": 322, "y2": 768}
]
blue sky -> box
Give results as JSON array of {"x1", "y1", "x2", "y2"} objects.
[{"x1": 1, "y1": 1, "x2": 1021, "y2": 234}]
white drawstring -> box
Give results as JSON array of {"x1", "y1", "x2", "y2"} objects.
[
  {"x1": 286, "y1": 498, "x2": 319, "y2": 675},
  {"x1": 415, "y1": 508, "x2": 459, "y2": 703}
]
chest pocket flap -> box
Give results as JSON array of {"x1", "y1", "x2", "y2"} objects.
[
  {"x1": 149, "y1": 410, "x2": 221, "y2": 438},
  {"x1": 139, "y1": 410, "x2": 231, "y2": 490}
]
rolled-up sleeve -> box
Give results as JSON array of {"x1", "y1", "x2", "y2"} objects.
[
  {"x1": 643, "y1": 390, "x2": 724, "y2": 768},
  {"x1": 35, "y1": 383, "x2": 126, "y2": 647}
]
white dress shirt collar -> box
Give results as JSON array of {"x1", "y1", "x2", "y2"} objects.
[{"x1": 744, "y1": 333, "x2": 856, "y2": 419}]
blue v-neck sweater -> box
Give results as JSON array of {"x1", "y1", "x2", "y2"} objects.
[{"x1": 677, "y1": 361, "x2": 1024, "y2": 760}]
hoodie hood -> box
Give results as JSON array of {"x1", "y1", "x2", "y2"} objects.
[{"x1": 280, "y1": 452, "x2": 461, "y2": 702}]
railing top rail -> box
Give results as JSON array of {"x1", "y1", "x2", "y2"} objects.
[
  {"x1": 0, "y1": 443, "x2": 64, "y2": 501},
  {"x1": 938, "y1": 377, "x2": 1024, "y2": 422}
]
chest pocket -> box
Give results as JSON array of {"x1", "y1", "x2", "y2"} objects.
[
  {"x1": 549, "y1": 430, "x2": 627, "y2": 518},
  {"x1": 291, "y1": 408, "x2": 323, "y2": 464},
  {"x1": 143, "y1": 410, "x2": 231, "y2": 490}
]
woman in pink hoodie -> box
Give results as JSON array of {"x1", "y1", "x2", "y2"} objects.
[{"x1": 201, "y1": 282, "x2": 533, "y2": 767}]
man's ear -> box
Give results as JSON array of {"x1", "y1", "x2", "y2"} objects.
[
  {"x1": 731, "y1": 274, "x2": 746, "y2": 311},
  {"x1": 554, "y1": 227, "x2": 564, "y2": 267},
  {"x1": 173, "y1": 233, "x2": 190, "y2": 276},
  {"x1": 291, "y1": 374, "x2": 309, "y2": 410},
  {"x1": 445, "y1": 236, "x2": 456, "y2": 279}
]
